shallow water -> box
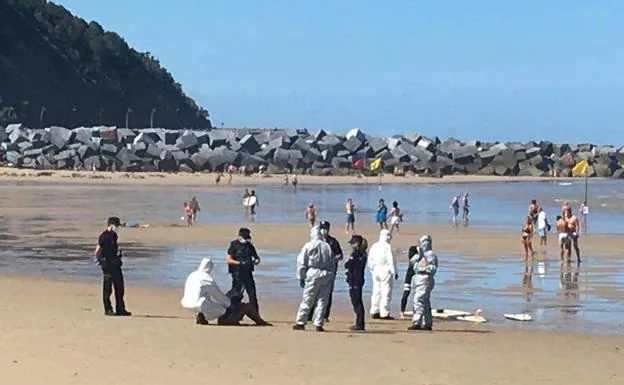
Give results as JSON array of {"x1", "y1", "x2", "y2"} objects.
[{"x1": 2, "y1": 242, "x2": 623, "y2": 335}]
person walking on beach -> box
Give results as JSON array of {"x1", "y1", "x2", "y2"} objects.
[
  {"x1": 521, "y1": 216, "x2": 535, "y2": 261},
  {"x1": 293, "y1": 225, "x2": 335, "y2": 332},
  {"x1": 345, "y1": 235, "x2": 368, "y2": 331},
  {"x1": 183, "y1": 202, "x2": 193, "y2": 227},
  {"x1": 462, "y1": 193, "x2": 470, "y2": 224},
  {"x1": 450, "y1": 195, "x2": 460, "y2": 225},
  {"x1": 345, "y1": 198, "x2": 356, "y2": 233},
  {"x1": 249, "y1": 190, "x2": 258, "y2": 220},
  {"x1": 556, "y1": 215, "x2": 572, "y2": 262},
  {"x1": 528, "y1": 199, "x2": 539, "y2": 226},
  {"x1": 376, "y1": 199, "x2": 388, "y2": 230},
  {"x1": 566, "y1": 212, "x2": 582, "y2": 263},
  {"x1": 305, "y1": 203, "x2": 317, "y2": 227},
  {"x1": 225, "y1": 228, "x2": 261, "y2": 313},
  {"x1": 292, "y1": 174, "x2": 298, "y2": 190},
  {"x1": 189, "y1": 196, "x2": 201, "y2": 225},
  {"x1": 408, "y1": 234, "x2": 438, "y2": 331},
  {"x1": 95, "y1": 216, "x2": 131, "y2": 316},
  {"x1": 399, "y1": 244, "x2": 419, "y2": 320},
  {"x1": 215, "y1": 173, "x2": 222, "y2": 185},
  {"x1": 368, "y1": 229, "x2": 397, "y2": 320},
  {"x1": 388, "y1": 201, "x2": 403, "y2": 234},
  {"x1": 537, "y1": 207, "x2": 551, "y2": 246}
]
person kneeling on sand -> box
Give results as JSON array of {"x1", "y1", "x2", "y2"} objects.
[
  {"x1": 408, "y1": 234, "x2": 438, "y2": 331},
  {"x1": 181, "y1": 258, "x2": 271, "y2": 326}
]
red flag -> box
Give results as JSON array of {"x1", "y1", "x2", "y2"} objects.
[{"x1": 352, "y1": 157, "x2": 365, "y2": 170}]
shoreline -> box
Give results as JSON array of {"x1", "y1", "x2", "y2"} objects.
[{"x1": 0, "y1": 166, "x2": 581, "y2": 186}]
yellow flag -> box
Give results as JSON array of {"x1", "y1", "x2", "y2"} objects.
[
  {"x1": 369, "y1": 158, "x2": 381, "y2": 171},
  {"x1": 572, "y1": 159, "x2": 588, "y2": 177}
]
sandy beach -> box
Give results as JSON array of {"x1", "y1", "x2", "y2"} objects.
[
  {"x1": 0, "y1": 277, "x2": 622, "y2": 385},
  {"x1": 1, "y1": 172, "x2": 623, "y2": 384}
]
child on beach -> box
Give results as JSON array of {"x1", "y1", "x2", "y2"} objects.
[
  {"x1": 345, "y1": 198, "x2": 356, "y2": 233},
  {"x1": 389, "y1": 201, "x2": 403, "y2": 234},
  {"x1": 345, "y1": 235, "x2": 368, "y2": 331},
  {"x1": 305, "y1": 203, "x2": 317, "y2": 227},
  {"x1": 521, "y1": 215, "x2": 535, "y2": 261},
  {"x1": 376, "y1": 199, "x2": 388, "y2": 230},
  {"x1": 183, "y1": 202, "x2": 193, "y2": 227}
]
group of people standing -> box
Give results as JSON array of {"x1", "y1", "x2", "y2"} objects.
[
  {"x1": 450, "y1": 193, "x2": 470, "y2": 225},
  {"x1": 524, "y1": 199, "x2": 582, "y2": 263}
]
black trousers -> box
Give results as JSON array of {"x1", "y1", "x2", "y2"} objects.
[
  {"x1": 400, "y1": 288, "x2": 411, "y2": 313},
  {"x1": 227, "y1": 270, "x2": 259, "y2": 313},
  {"x1": 349, "y1": 285, "x2": 365, "y2": 329},
  {"x1": 102, "y1": 266, "x2": 126, "y2": 313}
]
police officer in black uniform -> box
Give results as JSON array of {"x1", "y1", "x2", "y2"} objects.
[
  {"x1": 95, "y1": 217, "x2": 131, "y2": 316},
  {"x1": 225, "y1": 228, "x2": 261, "y2": 313},
  {"x1": 345, "y1": 234, "x2": 368, "y2": 331},
  {"x1": 308, "y1": 220, "x2": 343, "y2": 322}
]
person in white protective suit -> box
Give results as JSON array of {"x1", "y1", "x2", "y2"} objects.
[
  {"x1": 292, "y1": 225, "x2": 335, "y2": 332},
  {"x1": 368, "y1": 229, "x2": 397, "y2": 320},
  {"x1": 181, "y1": 258, "x2": 271, "y2": 326},
  {"x1": 408, "y1": 234, "x2": 438, "y2": 331}
]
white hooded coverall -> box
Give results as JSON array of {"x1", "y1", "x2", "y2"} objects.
[
  {"x1": 411, "y1": 235, "x2": 438, "y2": 328},
  {"x1": 181, "y1": 258, "x2": 232, "y2": 320},
  {"x1": 368, "y1": 229, "x2": 397, "y2": 317},
  {"x1": 295, "y1": 226, "x2": 335, "y2": 327}
]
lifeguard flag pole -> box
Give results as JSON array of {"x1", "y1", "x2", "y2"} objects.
[{"x1": 572, "y1": 159, "x2": 589, "y2": 234}]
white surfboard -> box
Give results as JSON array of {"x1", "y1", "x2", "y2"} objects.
[
  {"x1": 457, "y1": 314, "x2": 488, "y2": 323},
  {"x1": 243, "y1": 196, "x2": 257, "y2": 207},
  {"x1": 432, "y1": 309, "x2": 471, "y2": 319},
  {"x1": 504, "y1": 313, "x2": 532, "y2": 322}
]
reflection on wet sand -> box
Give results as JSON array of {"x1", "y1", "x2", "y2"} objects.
[{"x1": 558, "y1": 261, "x2": 581, "y2": 316}]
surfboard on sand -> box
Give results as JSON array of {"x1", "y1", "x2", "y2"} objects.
[
  {"x1": 243, "y1": 196, "x2": 257, "y2": 207},
  {"x1": 504, "y1": 313, "x2": 532, "y2": 322},
  {"x1": 457, "y1": 314, "x2": 488, "y2": 323},
  {"x1": 432, "y1": 309, "x2": 471, "y2": 319}
]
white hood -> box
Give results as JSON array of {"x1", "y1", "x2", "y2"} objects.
[
  {"x1": 310, "y1": 225, "x2": 321, "y2": 241},
  {"x1": 419, "y1": 235, "x2": 432, "y2": 252},
  {"x1": 181, "y1": 258, "x2": 230, "y2": 310},
  {"x1": 379, "y1": 229, "x2": 392, "y2": 243}
]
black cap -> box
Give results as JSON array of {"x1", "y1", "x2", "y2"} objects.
[
  {"x1": 238, "y1": 227, "x2": 251, "y2": 240},
  {"x1": 349, "y1": 235, "x2": 363, "y2": 245},
  {"x1": 319, "y1": 221, "x2": 330, "y2": 230},
  {"x1": 107, "y1": 217, "x2": 121, "y2": 226}
]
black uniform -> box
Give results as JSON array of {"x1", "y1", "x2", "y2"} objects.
[
  {"x1": 226, "y1": 239, "x2": 260, "y2": 312},
  {"x1": 97, "y1": 230, "x2": 127, "y2": 314},
  {"x1": 400, "y1": 245, "x2": 419, "y2": 313},
  {"x1": 308, "y1": 235, "x2": 342, "y2": 321},
  {"x1": 345, "y1": 249, "x2": 367, "y2": 329}
]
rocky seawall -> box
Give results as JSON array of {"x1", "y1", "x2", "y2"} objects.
[{"x1": 0, "y1": 124, "x2": 622, "y2": 178}]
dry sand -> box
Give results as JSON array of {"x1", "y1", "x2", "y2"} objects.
[
  {"x1": 0, "y1": 277, "x2": 622, "y2": 385},
  {"x1": 0, "y1": 166, "x2": 576, "y2": 187},
  {"x1": 1, "y1": 172, "x2": 623, "y2": 384}
]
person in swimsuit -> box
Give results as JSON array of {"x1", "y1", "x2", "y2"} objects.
[
  {"x1": 292, "y1": 174, "x2": 298, "y2": 190},
  {"x1": 305, "y1": 203, "x2": 317, "y2": 227},
  {"x1": 556, "y1": 215, "x2": 571, "y2": 262},
  {"x1": 450, "y1": 195, "x2": 460, "y2": 225},
  {"x1": 561, "y1": 201, "x2": 572, "y2": 218},
  {"x1": 189, "y1": 196, "x2": 201, "y2": 225},
  {"x1": 183, "y1": 202, "x2": 193, "y2": 227},
  {"x1": 389, "y1": 201, "x2": 403, "y2": 234},
  {"x1": 566, "y1": 213, "x2": 581, "y2": 263},
  {"x1": 461, "y1": 193, "x2": 470, "y2": 224},
  {"x1": 345, "y1": 198, "x2": 356, "y2": 233},
  {"x1": 521, "y1": 216, "x2": 535, "y2": 261},
  {"x1": 376, "y1": 199, "x2": 388, "y2": 229},
  {"x1": 215, "y1": 173, "x2": 221, "y2": 185},
  {"x1": 528, "y1": 199, "x2": 539, "y2": 226}
]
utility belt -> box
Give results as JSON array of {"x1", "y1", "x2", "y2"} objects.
[{"x1": 99, "y1": 258, "x2": 122, "y2": 270}]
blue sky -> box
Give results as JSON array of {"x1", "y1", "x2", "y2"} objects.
[{"x1": 55, "y1": 0, "x2": 624, "y2": 143}]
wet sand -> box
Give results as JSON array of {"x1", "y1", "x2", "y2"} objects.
[
  {"x1": 1, "y1": 277, "x2": 622, "y2": 385},
  {"x1": 2, "y1": 176, "x2": 624, "y2": 383}
]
